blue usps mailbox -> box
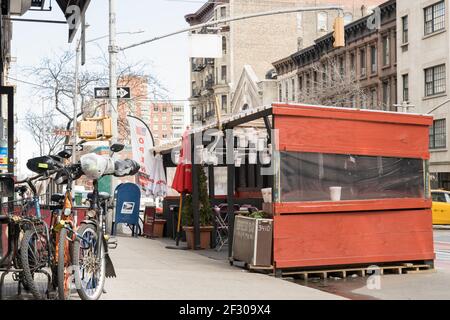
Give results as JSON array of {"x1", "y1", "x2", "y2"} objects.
[{"x1": 113, "y1": 183, "x2": 141, "y2": 237}]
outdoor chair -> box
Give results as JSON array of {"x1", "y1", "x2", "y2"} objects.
[{"x1": 213, "y1": 206, "x2": 229, "y2": 252}]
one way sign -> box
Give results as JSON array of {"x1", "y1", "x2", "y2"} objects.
[{"x1": 95, "y1": 87, "x2": 131, "y2": 99}]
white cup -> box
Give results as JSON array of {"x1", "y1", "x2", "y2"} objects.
[
  {"x1": 330, "y1": 187, "x2": 342, "y2": 201},
  {"x1": 261, "y1": 188, "x2": 272, "y2": 203}
]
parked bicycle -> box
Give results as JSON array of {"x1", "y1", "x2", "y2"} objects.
[
  {"x1": 0, "y1": 171, "x2": 56, "y2": 300},
  {"x1": 70, "y1": 143, "x2": 139, "y2": 300},
  {"x1": 4, "y1": 143, "x2": 139, "y2": 300}
]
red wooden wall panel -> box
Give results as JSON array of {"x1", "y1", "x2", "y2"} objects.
[
  {"x1": 273, "y1": 104, "x2": 433, "y2": 159},
  {"x1": 274, "y1": 210, "x2": 435, "y2": 269}
]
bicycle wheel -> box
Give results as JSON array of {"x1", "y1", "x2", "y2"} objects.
[
  {"x1": 72, "y1": 224, "x2": 106, "y2": 300},
  {"x1": 57, "y1": 227, "x2": 73, "y2": 300},
  {"x1": 20, "y1": 228, "x2": 50, "y2": 300}
]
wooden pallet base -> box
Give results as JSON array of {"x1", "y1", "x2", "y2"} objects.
[
  {"x1": 231, "y1": 259, "x2": 434, "y2": 279},
  {"x1": 280, "y1": 263, "x2": 434, "y2": 280}
]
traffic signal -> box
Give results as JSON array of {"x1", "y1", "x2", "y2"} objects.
[
  {"x1": 333, "y1": 16, "x2": 345, "y2": 48},
  {"x1": 55, "y1": 0, "x2": 91, "y2": 43}
]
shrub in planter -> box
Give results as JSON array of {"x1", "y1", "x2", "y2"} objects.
[{"x1": 182, "y1": 168, "x2": 214, "y2": 249}]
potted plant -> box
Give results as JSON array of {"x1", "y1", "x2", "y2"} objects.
[{"x1": 182, "y1": 168, "x2": 214, "y2": 249}]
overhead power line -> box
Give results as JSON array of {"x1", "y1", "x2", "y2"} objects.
[{"x1": 121, "y1": 5, "x2": 344, "y2": 51}]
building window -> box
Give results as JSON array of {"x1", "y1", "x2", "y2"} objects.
[
  {"x1": 339, "y1": 56, "x2": 345, "y2": 77},
  {"x1": 222, "y1": 36, "x2": 227, "y2": 53},
  {"x1": 382, "y1": 35, "x2": 390, "y2": 66},
  {"x1": 425, "y1": 64, "x2": 446, "y2": 96},
  {"x1": 291, "y1": 78, "x2": 296, "y2": 101},
  {"x1": 402, "y1": 74, "x2": 409, "y2": 102},
  {"x1": 317, "y1": 12, "x2": 328, "y2": 31},
  {"x1": 297, "y1": 13, "x2": 303, "y2": 30},
  {"x1": 424, "y1": 1, "x2": 445, "y2": 35},
  {"x1": 298, "y1": 75, "x2": 303, "y2": 92},
  {"x1": 313, "y1": 71, "x2": 318, "y2": 90},
  {"x1": 350, "y1": 52, "x2": 356, "y2": 73},
  {"x1": 360, "y1": 48, "x2": 366, "y2": 77},
  {"x1": 402, "y1": 16, "x2": 409, "y2": 43},
  {"x1": 153, "y1": 125, "x2": 159, "y2": 131},
  {"x1": 350, "y1": 95, "x2": 356, "y2": 108},
  {"x1": 361, "y1": 92, "x2": 367, "y2": 109},
  {"x1": 430, "y1": 119, "x2": 446, "y2": 149},
  {"x1": 371, "y1": 88, "x2": 377, "y2": 108},
  {"x1": 344, "y1": 12, "x2": 353, "y2": 25},
  {"x1": 279, "y1": 85, "x2": 282, "y2": 101},
  {"x1": 306, "y1": 73, "x2": 311, "y2": 94},
  {"x1": 221, "y1": 65, "x2": 227, "y2": 82},
  {"x1": 382, "y1": 81, "x2": 390, "y2": 110},
  {"x1": 285, "y1": 82, "x2": 289, "y2": 101},
  {"x1": 154, "y1": 106, "x2": 159, "y2": 112},
  {"x1": 221, "y1": 95, "x2": 227, "y2": 111},
  {"x1": 220, "y1": 6, "x2": 226, "y2": 18},
  {"x1": 370, "y1": 45, "x2": 377, "y2": 73},
  {"x1": 322, "y1": 64, "x2": 328, "y2": 85},
  {"x1": 393, "y1": 32, "x2": 397, "y2": 63}
]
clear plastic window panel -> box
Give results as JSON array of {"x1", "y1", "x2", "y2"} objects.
[{"x1": 279, "y1": 152, "x2": 425, "y2": 202}]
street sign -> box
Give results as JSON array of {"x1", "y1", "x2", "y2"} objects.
[
  {"x1": 54, "y1": 129, "x2": 73, "y2": 137},
  {"x1": 64, "y1": 144, "x2": 84, "y2": 152},
  {"x1": 94, "y1": 87, "x2": 131, "y2": 99}
]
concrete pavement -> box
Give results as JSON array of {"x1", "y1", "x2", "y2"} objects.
[{"x1": 102, "y1": 236, "x2": 344, "y2": 300}]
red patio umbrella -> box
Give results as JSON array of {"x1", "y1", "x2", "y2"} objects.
[
  {"x1": 172, "y1": 128, "x2": 192, "y2": 194},
  {"x1": 171, "y1": 128, "x2": 192, "y2": 246}
]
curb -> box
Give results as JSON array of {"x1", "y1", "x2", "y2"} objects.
[{"x1": 433, "y1": 225, "x2": 450, "y2": 230}]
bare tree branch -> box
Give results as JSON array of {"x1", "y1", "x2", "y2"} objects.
[
  {"x1": 24, "y1": 111, "x2": 66, "y2": 156},
  {"x1": 296, "y1": 55, "x2": 371, "y2": 109},
  {"x1": 25, "y1": 49, "x2": 169, "y2": 144}
]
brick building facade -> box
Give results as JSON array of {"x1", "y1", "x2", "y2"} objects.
[{"x1": 273, "y1": 0, "x2": 397, "y2": 111}]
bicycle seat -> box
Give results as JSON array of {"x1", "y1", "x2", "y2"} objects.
[
  {"x1": 51, "y1": 193, "x2": 65, "y2": 203},
  {"x1": 15, "y1": 185, "x2": 27, "y2": 194},
  {"x1": 87, "y1": 192, "x2": 111, "y2": 201}
]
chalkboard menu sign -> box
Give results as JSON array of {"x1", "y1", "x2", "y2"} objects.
[{"x1": 232, "y1": 215, "x2": 273, "y2": 267}]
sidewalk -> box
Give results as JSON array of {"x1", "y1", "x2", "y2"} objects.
[{"x1": 103, "y1": 236, "x2": 344, "y2": 300}]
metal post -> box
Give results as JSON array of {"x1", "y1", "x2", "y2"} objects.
[
  {"x1": 109, "y1": 0, "x2": 119, "y2": 209},
  {"x1": 191, "y1": 134, "x2": 200, "y2": 249},
  {"x1": 109, "y1": 0, "x2": 118, "y2": 144},
  {"x1": 73, "y1": 40, "x2": 80, "y2": 164},
  {"x1": 226, "y1": 129, "x2": 235, "y2": 259},
  {"x1": 6, "y1": 87, "x2": 13, "y2": 176}
]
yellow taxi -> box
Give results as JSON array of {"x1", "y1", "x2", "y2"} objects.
[{"x1": 431, "y1": 190, "x2": 450, "y2": 225}]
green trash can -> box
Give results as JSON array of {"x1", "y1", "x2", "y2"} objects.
[{"x1": 74, "y1": 192, "x2": 83, "y2": 206}]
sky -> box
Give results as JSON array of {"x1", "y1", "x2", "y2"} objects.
[{"x1": 11, "y1": 0, "x2": 202, "y2": 176}]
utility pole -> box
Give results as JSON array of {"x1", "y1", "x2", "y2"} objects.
[
  {"x1": 109, "y1": 0, "x2": 118, "y2": 146},
  {"x1": 73, "y1": 38, "x2": 81, "y2": 164},
  {"x1": 108, "y1": 0, "x2": 119, "y2": 233}
]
